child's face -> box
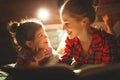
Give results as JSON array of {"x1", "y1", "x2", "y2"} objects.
[
  {"x1": 33, "y1": 27, "x2": 50, "y2": 49},
  {"x1": 29, "y1": 27, "x2": 51, "y2": 67}
]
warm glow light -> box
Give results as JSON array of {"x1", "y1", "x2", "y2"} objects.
[
  {"x1": 37, "y1": 9, "x2": 49, "y2": 20},
  {"x1": 73, "y1": 69, "x2": 82, "y2": 73}
]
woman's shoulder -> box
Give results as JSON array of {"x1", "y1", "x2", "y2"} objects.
[
  {"x1": 92, "y1": 27, "x2": 116, "y2": 38},
  {"x1": 92, "y1": 27, "x2": 119, "y2": 43}
]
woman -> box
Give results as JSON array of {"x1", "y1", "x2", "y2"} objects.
[
  {"x1": 59, "y1": 0, "x2": 120, "y2": 66},
  {"x1": 8, "y1": 19, "x2": 59, "y2": 68}
]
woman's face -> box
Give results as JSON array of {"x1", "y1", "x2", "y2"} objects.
[{"x1": 61, "y1": 13, "x2": 83, "y2": 37}]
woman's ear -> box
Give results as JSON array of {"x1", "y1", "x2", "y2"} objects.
[
  {"x1": 81, "y1": 17, "x2": 89, "y2": 24},
  {"x1": 25, "y1": 41, "x2": 33, "y2": 48}
]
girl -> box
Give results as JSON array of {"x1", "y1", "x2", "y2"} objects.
[{"x1": 8, "y1": 19, "x2": 59, "y2": 68}]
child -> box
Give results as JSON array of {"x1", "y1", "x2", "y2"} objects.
[{"x1": 8, "y1": 19, "x2": 59, "y2": 68}]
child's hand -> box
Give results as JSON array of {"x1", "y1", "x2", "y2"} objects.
[{"x1": 33, "y1": 47, "x2": 52, "y2": 64}]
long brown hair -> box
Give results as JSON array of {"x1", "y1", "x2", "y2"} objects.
[{"x1": 60, "y1": 0, "x2": 96, "y2": 24}]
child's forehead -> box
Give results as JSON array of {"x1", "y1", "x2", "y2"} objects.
[{"x1": 35, "y1": 28, "x2": 45, "y2": 34}]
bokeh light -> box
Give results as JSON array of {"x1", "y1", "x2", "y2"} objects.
[{"x1": 37, "y1": 9, "x2": 49, "y2": 20}]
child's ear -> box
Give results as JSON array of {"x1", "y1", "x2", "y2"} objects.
[{"x1": 25, "y1": 41, "x2": 33, "y2": 48}]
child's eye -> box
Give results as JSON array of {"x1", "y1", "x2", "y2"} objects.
[{"x1": 38, "y1": 34, "x2": 43, "y2": 38}]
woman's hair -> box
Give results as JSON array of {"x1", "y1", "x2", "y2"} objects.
[
  {"x1": 60, "y1": 0, "x2": 96, "y2": 24},
  {"x1": 8, "y1": 19, "x2": 43, "y2": 49}
]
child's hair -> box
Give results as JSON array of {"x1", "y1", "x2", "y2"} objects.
[{"x1": 8, "y1": 19, "x2": 44, "y2": 49}]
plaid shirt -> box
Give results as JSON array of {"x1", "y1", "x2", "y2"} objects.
[{"x1": 59, "y1": 28, "x2": 120, "y2": 65}]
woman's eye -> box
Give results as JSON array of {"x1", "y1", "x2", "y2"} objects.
[
  {"x1": 65, "y1": 23, "x2": 69, "y2": 26},
  {"x1": 62, "y1": 21, "x2": 70, "y2": 26}
]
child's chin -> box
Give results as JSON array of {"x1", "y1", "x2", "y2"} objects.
[{"x1": 38, "y1": 57, "x2": 50, "y2": 66}]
